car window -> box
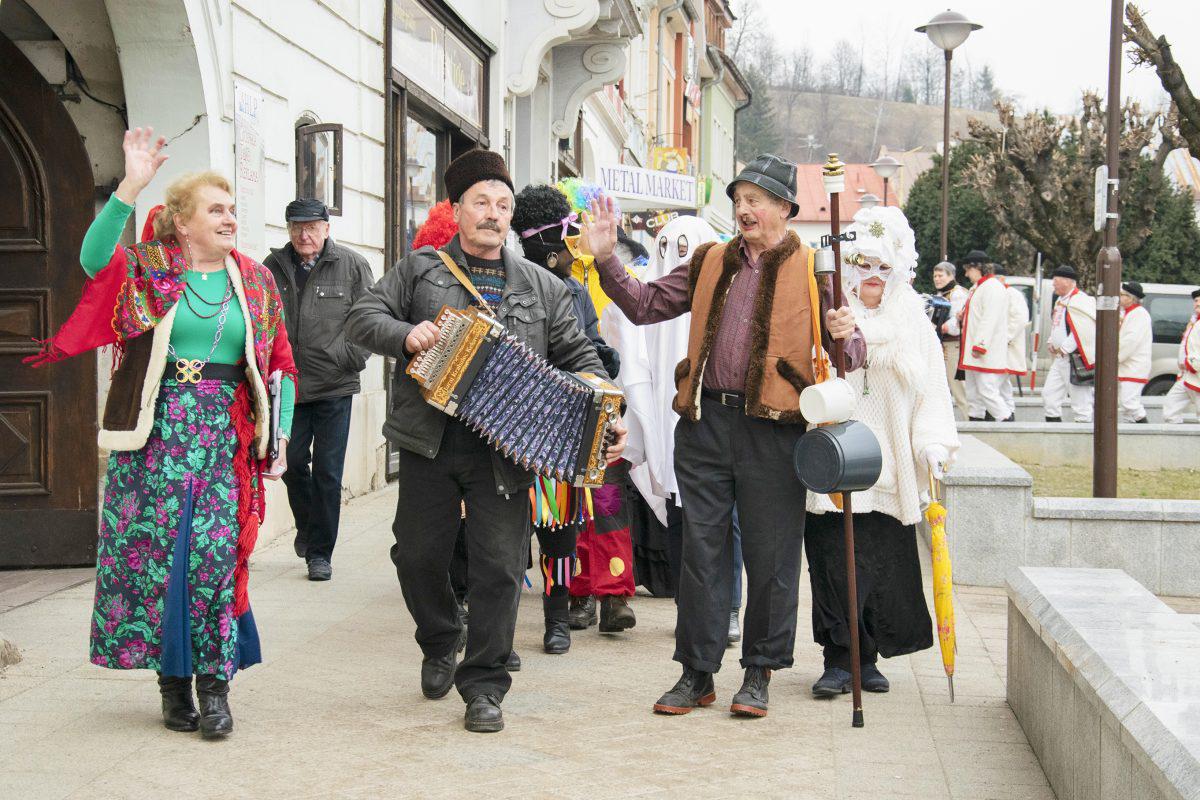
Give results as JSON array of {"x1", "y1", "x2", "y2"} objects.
[
  {"x1": 1145, "y1": 294, "x2": 1192, "y2": 344},
  {"x1": 1014, "y1": 284, "x2": 1033, "y2": 318}
]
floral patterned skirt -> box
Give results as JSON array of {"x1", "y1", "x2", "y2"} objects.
[{"x1": 90, "y1": 378, "x2": 260, "y2": 681}]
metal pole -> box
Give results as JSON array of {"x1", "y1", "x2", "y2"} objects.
[
  {"x1": 883, "y1": 177, "x2": 890, "y2": 207},
  {"x1": 1093, "y1": 0, "x2": 1123, "y2": 497},
  {"x1": 940, "y1": 50, "x2": 953, "y2": 261},
  {"x1": 828, "y1": 183, "x2": 865, "y2": 729}
]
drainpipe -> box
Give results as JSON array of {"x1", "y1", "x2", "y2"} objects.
[{"x1": 656, "y1": 0, "x2": 685, "y2": 147}]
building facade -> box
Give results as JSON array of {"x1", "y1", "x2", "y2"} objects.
[{"x1": 0, "y1": 0, "x2": 747, "y2": 566}]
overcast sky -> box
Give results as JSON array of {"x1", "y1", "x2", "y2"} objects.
[{"x1": 754, "y1": 0, "x2": 1200, "y2": 115}]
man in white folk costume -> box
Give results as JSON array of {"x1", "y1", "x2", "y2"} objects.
[
  {"x1": 931, "y1": 260, "x2": 970, "y2": 417},
  {"x1": 1117, "y1": 281, "x2": 1152, "y2": 423},
  {"x1": 957, "y1": 256, "x2": 1014, "y2": 421},
  {"x1": 993, "y1": 264, "x2": 1030, "y2": 420},
  {"x1": 1042, "y1": 265, "x2": 1097, "y2": 423},
  {"x1": 1163, "y1": 288, "x2": 1200, "y2": 424}
]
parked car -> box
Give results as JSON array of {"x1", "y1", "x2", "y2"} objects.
[{"x1": 1004, "y1": 278, "x2": 1195, "y2": 395}]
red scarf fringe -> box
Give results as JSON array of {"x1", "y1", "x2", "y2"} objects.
[{"x1": 231, "y1": 383, "x2": 264, "y2": 617}]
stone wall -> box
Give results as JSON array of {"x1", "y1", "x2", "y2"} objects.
[{"x1": 959, "y1": 422, "x2": 1200, "y2": 471}]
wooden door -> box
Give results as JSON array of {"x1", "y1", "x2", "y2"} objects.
[{"x1": 0, "y1": 34, "x2": 99, "y2": 566}]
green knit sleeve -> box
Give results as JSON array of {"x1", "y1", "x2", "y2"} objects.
[
  {"x1": 279, "y1": 374, "x2": 296, "y2": 439},
  {"x1": 80, "y1": 195, "x2": 135, "y2": 277}
]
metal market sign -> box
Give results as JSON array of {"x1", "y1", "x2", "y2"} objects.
[{"x1": 598, "y1": 164, "x2": 697, "y2": 209}]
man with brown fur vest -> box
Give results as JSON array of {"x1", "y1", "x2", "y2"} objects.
[{"x1": 585, "y1": 154, "x2": 864, "y2": 719}]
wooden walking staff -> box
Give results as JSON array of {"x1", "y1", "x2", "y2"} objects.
[{"x1": 823, "y1": 153, "x2": 866, "y2": 728}]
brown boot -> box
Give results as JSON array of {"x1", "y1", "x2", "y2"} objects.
[{"x1": 599, "y1": 595, "x2": 636, "y2": 632}]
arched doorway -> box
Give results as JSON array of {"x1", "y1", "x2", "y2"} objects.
[{"x1": 0, "y1": 33, "x2": 99, "y2": 566}]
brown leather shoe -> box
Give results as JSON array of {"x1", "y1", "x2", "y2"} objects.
[{"x1": 599, "y1": 595, "x2": 636, "y2": 632}]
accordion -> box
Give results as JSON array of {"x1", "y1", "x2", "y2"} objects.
[{"x1": 406, "y1": 305, "x2": 624, "y2": 487}]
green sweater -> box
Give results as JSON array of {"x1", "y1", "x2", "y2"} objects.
[{"x1": 82, "y1": 196, "x2": 294, "y2": 437}]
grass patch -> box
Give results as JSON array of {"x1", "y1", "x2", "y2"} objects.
[{"x1": 1021, "y1": 464, "x2": 1200, "y2": 500}]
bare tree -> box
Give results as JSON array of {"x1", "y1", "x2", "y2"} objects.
[{"x1": 1125, "y1": 3, "x2": 1200, "y2": 157}]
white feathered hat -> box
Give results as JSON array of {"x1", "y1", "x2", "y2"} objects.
[{"x1": 841, "y1": 206, "x2": 919, "y2": 288}]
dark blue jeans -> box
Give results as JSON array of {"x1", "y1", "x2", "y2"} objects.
[{"x1": 283, "y1": 395, "x2": 353, "y2": 563}]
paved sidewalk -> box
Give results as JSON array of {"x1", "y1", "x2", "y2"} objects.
[{"x1": 1, "y1": 486, "x2": 1054, "y2": 800}]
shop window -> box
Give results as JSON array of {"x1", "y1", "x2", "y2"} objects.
[{"x1": 295, "y1": 122, "x2": 344, "y2": 215}]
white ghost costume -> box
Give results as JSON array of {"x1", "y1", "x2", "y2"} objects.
[{"x1": 600, "y1": 216, "x2": 720, "y2": 524}]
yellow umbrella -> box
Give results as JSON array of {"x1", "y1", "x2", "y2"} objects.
[{"x1": 925, "y1": 472, "x2": 956, "y2": 702}]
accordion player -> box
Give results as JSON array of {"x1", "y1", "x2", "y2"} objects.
[{"x1": 407, "y1": 305, "x2": 624, "y2": 488}]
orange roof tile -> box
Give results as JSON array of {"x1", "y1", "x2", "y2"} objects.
[{"x1": 791, "y1": 164, "x2": 888, "y2": 223}]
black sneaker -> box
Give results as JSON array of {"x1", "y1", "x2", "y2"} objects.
[
  {"x1": 653, "y1": 667, "x2": 716, "y2": 715},
  {"x1": 730, "y1": 666, "x2": 770, "y2": 717},
  {"x1": 812, "y1": 667, "x2": 852, "y2": 697},
  {"x1": 464, "y1": 694, "x2": 504, "y2": 733},
  {"x1": 306, "y1": 557, "x2": 332, "y2": 581}
]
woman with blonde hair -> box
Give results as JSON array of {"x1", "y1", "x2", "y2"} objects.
[
  {"x1": 27, "y1": 128, "x2": 297, "y2": 738},
  {"x1": 805, "y1": 206, "x2": 960, "y2": 698}
]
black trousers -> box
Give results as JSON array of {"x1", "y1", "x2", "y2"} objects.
[
  {"x1": 535, "y1": 522, "x2": 578, "y2": 614},
  {"x1": 673, "y1": 397, "x2": 808, "y2": 673},
  {"x1": 805, "y1": 510, "x2": 933, "y2": 671},
  {"x1": 283, "y1": 395, "x2": 353, "y2": 562},
  {"x1": 391, "y1": 420, "x2": 530, "y2": 702}
]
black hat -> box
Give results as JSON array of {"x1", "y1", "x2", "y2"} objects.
[
  {"x1": 285, "y1": 198, "x2": 329, "y2": 222},
  {"x1": 961, "y1": 249, "x2": 989, "y2": 266},
  {"x1": 992, "y1": 263, "x2": 1007, "y2": 276},
  {"x1": 445, "y1": 149, "x2": 514, "y2": 203},
  {"x1": 1052, "y1": 265, "x2": 1078, "y2": 280},
  {"x1": 1121, "y1": 281, "x2": 1145, "y2": 299},
  {"x1": 727, "y1": 154, "x2": 799, "y2": 218},
  {"x1": 1191, "y1": 288, "x2": 1200, "y2": 299}
]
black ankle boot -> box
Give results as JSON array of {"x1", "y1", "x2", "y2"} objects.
[
  {"x1": 543, "y1": 604, "x2": 571, "y2": 655},
  {"x1": 730, "y1": 666, "x2": 771, "y2": 717},
  {"x1": 157, "y1": 674, "x2": 199, "y2": 732},
  {"x1": 195, "y1": 675, "x2": 233, "y2": 738},
  {"x1": 653, "y1": 666, "x2": 716, "y2": 715}
]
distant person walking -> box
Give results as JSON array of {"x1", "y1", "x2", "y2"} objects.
[
  {"x1": 1117, "y1": 282, "x2": 1152, "y2": 423},
  {"x1": 1163, "y1": 288, "x2": 1200, "y2": 424},
  {"x1": 932, "y1": 260, "x2": 969, "y2": 417},
  {"x1": 1041, "y1": 266, "x2": 1096, "y2": 423}
]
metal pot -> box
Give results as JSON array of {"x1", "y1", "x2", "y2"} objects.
[{"x1": 793, "y1": 421, "x2": 883, "y2": 494}]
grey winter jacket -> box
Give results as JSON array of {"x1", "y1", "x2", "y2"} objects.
[
  {"x1": 264, "y1": 239, "x2": 374, "y2": 403},
  {"x1": 345, "y1": 234, "x2": 607, "y2": 494}
]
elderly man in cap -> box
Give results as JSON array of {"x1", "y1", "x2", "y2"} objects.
[
  {"x1": 957, "y1": 252, "x2": 1014, "y2": 422},
  {"x1": 1117, "y1": 281, "x2": 1152, "y2": 423},
  {"x1": 345, "y1": 149, "x2": 623, "y2": 733},
  {"x1": 1042, "y1": 265, "x2": 1097, "y2": 422},
  {"x1": 1163, "y1": 288, "x2": 1200, "y2": 424},
  {"x1": 264, "y1": 199, "x2": 374, "y2": 581},
  {"x1": 584, "y1": 153, "x2": 863, "y2": 719},
  {"x1": 932, "y1": 260, "x2": 970, "y2": 416}
]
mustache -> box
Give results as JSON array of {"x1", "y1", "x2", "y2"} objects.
[{"x1": 475, "y1": 221, "x2": 502, "y2": 233}]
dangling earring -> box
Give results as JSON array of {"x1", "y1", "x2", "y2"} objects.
[{"x1": 546, "y1": 251, "x2": 559, "y2": 271}]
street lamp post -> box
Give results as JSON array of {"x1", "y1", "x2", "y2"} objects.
[
  {"x1": 916, "y1": 9, "x2": 982, "y2": 261},
  {"x1": 858, "y1": 193, "x2": 882, "y2": 210},
  {"x1": 1093, "y1": 0, "x2": 1124, "y2": 498},
  {"x1": 869, "y1": 155, "x2": 901, "y2": 206}
]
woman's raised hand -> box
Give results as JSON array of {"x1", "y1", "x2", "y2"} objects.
[{"x1": 115, "y1": 127, "x2": 169, "y2": 204}]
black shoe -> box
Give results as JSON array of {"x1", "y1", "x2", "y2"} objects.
[
  {"x1": 505, "y1": 650, "x2": 521, "y2": 672},
  {"x1": 195, "y1": 675, "x2": 232, "y2": 738},
  {"x1": 420, "y1": 651, "x2": 456, "y2": 699},
  {"x1": 157, "y1": 674, "x2": 199, "y2": 732},
  {"x1": 568, "y1": 595, "x2": 597, "y2": 630},
  {"x1": 862, "y1": 663, "x2": 890, "y2": 693},
  {"x1": 812, "y1": 667, "x2": 852, "y2": 698},
  {"x1": 653, "y1": 667, "x2": 716, "y2": 715},
  {"x1": 464, "y1": 694, "x2": 504, "y2": 733},
  {"x1": 1045, "y1": 415, "x2": 1062, "y2": 422},
  {"x1": 306, "y1": 557, "x2": 332, "y2": 581},
  {"x1": 983, "y1": 412, "x2": 995, "y2": 421},
  {"x1": 730, "y1": 666, "x2": 771, "y2": 717},
  {"x1": 1002, "y1": 413, "x2": 1016, "y2": 422},
  {"x1": 1135, "y1": 416, "x2": 1149, "y2": 424},
  {"x1": 293, "y1": 533, "x2": 307, "y2": 559},
  {"x1": 543, "y1": 609, "x2": 571, "y2": 655},
  {"x1": 599, "y1": 595, "x2": 636, "y2": 632},
  {"x1": 727, "y1": 611, "x2": 741, "y2": 646},
  {"x1": 968, "y1": 416, "x2": 987, "y2": 422}
]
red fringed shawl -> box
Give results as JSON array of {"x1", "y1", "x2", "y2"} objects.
[{"x1": 26, "y1": 221, "x2": 297, "y2": 617}]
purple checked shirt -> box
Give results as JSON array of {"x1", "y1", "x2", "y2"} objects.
[{"x1": 595, "y1": 238, "x2": 865, "y2": 392}]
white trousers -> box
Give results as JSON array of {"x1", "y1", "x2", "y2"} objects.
[
  {"x1": 965, "y1": 371, "x2": 1010, "y2": 420},
  {"x1": 1118, "y1": 381, "x2": 1148, "y2": 422},
  {"x1": 1042, "y1": 356, "x2": 1094, "y2": 422},
  {"x1": 1163, "y1": 380, "x2": 1200, "y2": 424},
  {"x1": 1000, "y1": 374, "x2": 1017, "y2": 417}
]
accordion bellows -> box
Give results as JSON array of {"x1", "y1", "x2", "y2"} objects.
[{"x1": 407, "y1": 305, "x2": 624, "y2": 487}]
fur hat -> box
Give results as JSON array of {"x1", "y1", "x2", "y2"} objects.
[{"x1": 444, "y1": 149, "x2": 513, "y2": 203}]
